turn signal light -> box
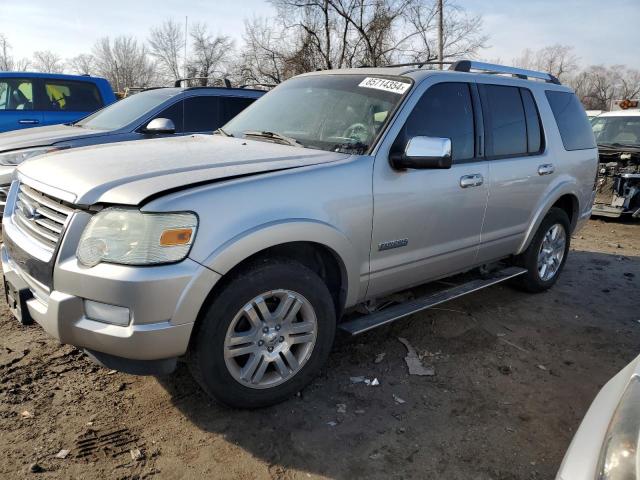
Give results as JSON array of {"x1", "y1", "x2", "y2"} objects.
[{"x1": 160, "y1": 228, "x2": 193, "y2": 246}]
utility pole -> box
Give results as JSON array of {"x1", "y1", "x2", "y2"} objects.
[
  {"x1": 184, "y1": 16, "x2": 188, "y2": 80},
  {"x1": 438, "y1": 0, "x2": 444, "y2": 70}
]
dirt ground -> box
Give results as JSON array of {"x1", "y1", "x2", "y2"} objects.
[{"x1": 1, "y1": 218, "x2": 639, "y2": 480}]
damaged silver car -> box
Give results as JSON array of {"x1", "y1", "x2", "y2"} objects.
[{"x1": 592, "y1": 109, "x2": 640, "y2": 218}]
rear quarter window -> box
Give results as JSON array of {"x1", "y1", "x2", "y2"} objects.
[{"x1": 545, "y1": 91, "x2": 596, "y2": 151}]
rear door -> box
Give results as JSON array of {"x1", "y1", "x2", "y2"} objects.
[
  {"x1": 41, "y1": 79, "x2": 104, "y2": 126},
  {"x1": 475, "y1": 82, "x2": 549, "y2": 263},
  {"x1": 0, "y1": 77, "x2": 43, "y2": 132}
]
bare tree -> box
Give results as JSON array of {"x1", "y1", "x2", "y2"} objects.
[
  {"x1": 237, "y1": 18, "x2": 290, "y2": 85},
  {"x1": 0, "y1": 33, "x2": 29, "y2": 71},
  {"x1": 244, "y1": 0, "x2": 486, "y2": 83},
  {"x1": 188, "y1": 23, "x2": 234, "y2": 86},
  {"x1": 32, "y1": 50, "x2": 64, "y2": 73},
  {"x1": 67, "y1": 53, "x2": 95, "y2": 75},
  {"x1": 513, "y1": 44, "x2": 578, "y2": 81},
  {"x1": 149, "y1": 19, "x2": 184, "y2": 83},
  {"x1": 92, "y1": 36, "x2": 157, "y2": 91}
]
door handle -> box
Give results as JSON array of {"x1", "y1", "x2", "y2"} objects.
[
  {"x1": 538, "y1": 163, "x2": 554, "y2": 175},
  {"x1": 460, "y1": 174, "x2": 484, "y2": 188},
  {"x1": 18, "y1": 119, "x2": 40, "y2": 125}
]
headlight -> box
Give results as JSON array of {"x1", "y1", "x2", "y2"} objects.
[
  {"x1": 76, "y1": 209, "x2": 198, "y2": 267},
  {"x1": 0, "y1": 146, "x2": 59, "y2": 166},
  {"x1": 596, "y1": 375, "x2": 640, "y2": 479}
]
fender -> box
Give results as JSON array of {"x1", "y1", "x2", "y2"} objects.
[
  {"x1": 516, "y1": 176, "x2": 580, "y2": 255},
  {"x1": 200, "y1": 219, "x2": 362, "y2": 308}
]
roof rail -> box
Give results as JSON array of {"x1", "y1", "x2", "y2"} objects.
[
  {"x1": 385, "y1": 61, "x2": 454, "y2": 68},
  {"x1": 449, "y1": 60, "x2": 561, "y2": 85},
  {"x1": 238, "y1": 83, "x2": 276, "y2": 90},
  {"x1": 174, "y1": 77, "x2": 232, "y2": 88}
]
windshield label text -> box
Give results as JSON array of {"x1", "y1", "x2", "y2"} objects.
[{"x1": 358, "y1": 77, "x2": 410, "y2": 95}]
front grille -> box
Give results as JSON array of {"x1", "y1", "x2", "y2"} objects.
[
  {"x1": 12, "y1": 183, "x2": 74, "y2": 251},
  {"x1": 0, "y1": 184, "x2": 9, "y2": 210}
]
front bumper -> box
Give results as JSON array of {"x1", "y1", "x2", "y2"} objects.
[{"x1": 1, "y1": 244, "x2": 213, "y2": 362}]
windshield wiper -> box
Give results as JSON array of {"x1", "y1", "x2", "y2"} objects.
[
  {"x1": 243, "y1": 130, "x2": 303, "y2": 148},
  {"x1": 332, "y1": 141, "x2": 369, "y2": 154},
  {"x1": 214, "y1": 127, "x2": 233, "y2": 137}
]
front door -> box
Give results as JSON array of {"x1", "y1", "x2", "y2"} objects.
[
  {"x1": 0, "y1": 78, "x2": 43, "y2": 132},
  {"x1": 368, "y1": 80, "x2": 488, "y2": 299}
]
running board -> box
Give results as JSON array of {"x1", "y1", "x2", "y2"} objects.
[{"x1": 339, "y1": 266, "x2": 527, "y2": 336}]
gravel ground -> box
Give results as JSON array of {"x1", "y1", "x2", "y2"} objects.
[{"x1": 1, "y1": 218, "x2": 638, "y2": 479}]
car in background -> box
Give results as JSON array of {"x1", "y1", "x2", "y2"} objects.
[
  {"x1": 556, "y1": 354, "x2": 640, "y2": 480},
  {"x1": 0, "y1": 85, "x2": 265, "y2": 212},
  {"x1": 586, "y1": 109, "x2": 604, "y2": 120},
  {"x1": 0, "y1": 72, "x2": 116, "y2": 133},
  {"x1": 591, "y1": 109, "x2": 640, "y2": 218}
]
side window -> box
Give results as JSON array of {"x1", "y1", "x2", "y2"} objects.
[
  {"x1": 400, "y1": 82, "x2": 475, "y2": 162},
  {"x1": 220, "y1": 97, "x2": 256, "y2": 124},
  {"x1": 520, "y1": 89, "x2": 543, "y2": 154},
  {"x1": 545, "y1": 91, "x2": 596, "y2": 151},
  {"x1": 479, "y1": 84, "x2": 527, "y2": 158},
  {"x1": 183, "y1": 96, "x2": 220, "y2": 132},
  {"x1": 154, "y1": 100, "x2": 184, "y2": 133},
  {"x1": 43, "y1": 81, "x2": 103, "y2": 111},
  {"x1": 0, "y1": 79, "x2": 35, "y2": 110}
]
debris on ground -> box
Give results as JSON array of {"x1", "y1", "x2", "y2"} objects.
[
  {"x1": 327, "y1": 421, "x2": 338, "y2": 427},
  {"x1": 336, "y1": 404, "x2": 347, "y2": 414},
  {"x1": 20, "y1": 410, "x2": 33, "y2": 418},
  {"x1": 355, "y1": 409, "x2": 365, "y2": 415},
  {"x1": 374, "y1": 353, "x2": 386, "y2": 364},
  {"x1": 350, "y1": 376, "x2": 365, "y2": 384},
  {"x1": 366, "y1": 378, "x2": 380, "y2": 386},
  {"x1": 55, "y1": 449, "x2": 70, "y2": 459},
  {"x1": 393, "y1": 394, "x2": 406, "y2": 404},
  {"x1": 537, "y1": 364, "x2": 548, "y2": 371},
  {"x1": 130, "y1": 448, "x2": 145, "y2": 461},
  {"x1": 398, "y1": 337, "x2": 435, "y2": 376}
]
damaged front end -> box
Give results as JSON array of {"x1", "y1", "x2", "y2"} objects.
[{"x1": 593, "y1": 147, "x2": 640, "y2": 218}]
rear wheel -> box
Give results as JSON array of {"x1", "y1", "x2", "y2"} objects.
[
  {"x1": 188, "y1": 259, "x2": 336, "y2": 408},
  {"x1": 515, "y1": 207, "x2": 571, "y2": 292}
]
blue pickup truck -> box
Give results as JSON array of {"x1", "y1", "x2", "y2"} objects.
[{"x1": 0, "y1": 72, "x2": 115, "y2": 133}]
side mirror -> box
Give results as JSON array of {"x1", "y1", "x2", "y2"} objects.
[
  {"x1": 390, "y1": 136, "x2": 452, "y2": 170},
  {"x1": 144, "y1": 118, "x2": 176, "y2": 134}
]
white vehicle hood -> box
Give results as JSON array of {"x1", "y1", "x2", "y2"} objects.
[{"x1": 17, "y1": 134, "x2": 349, "y2": 206}]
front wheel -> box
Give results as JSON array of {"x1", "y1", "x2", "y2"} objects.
[
  {"x1": 514, "y1": 207, "x2": 571, "y2": 292},
  {"x1": 188, "y1": 259, "x2": 336, "y2": 408}
]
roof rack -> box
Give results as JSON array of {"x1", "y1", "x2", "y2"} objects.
[
  {"x1": 174, "y1": 77, "x2": 232, "y2": 88},
  {"x1": 449, "y1": 60, "x2": 561, "y2": 85}
]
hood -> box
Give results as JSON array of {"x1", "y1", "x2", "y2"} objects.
[
  {"x1": 0, "y1": 124, "x2": 109, "y2": 152},
  {"x1": 18, "y1": 134, "x2": 349, "y2": 206}
]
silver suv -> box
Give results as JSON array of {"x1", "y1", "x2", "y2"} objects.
[{"x1": 1, "y1": 61, "x2": 597, "y2": 408}]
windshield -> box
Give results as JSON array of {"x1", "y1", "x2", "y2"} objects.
[
  {"x1": 592, "y1": 115, "x2": 640, "y2": 147},
  {"x1": 76, "y1": 89, "x2": 178, "y2": 130},
  {"x1": 222, "y1": 74, "x2": 412, "y2": 153}
]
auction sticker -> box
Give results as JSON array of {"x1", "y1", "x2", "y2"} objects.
[{"x1": 358, "y1": 77, "x2": 411, "y2": 94}]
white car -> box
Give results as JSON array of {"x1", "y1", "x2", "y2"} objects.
[{"x1": 556, "y1": 354, "x2": 640, "y2": 479}]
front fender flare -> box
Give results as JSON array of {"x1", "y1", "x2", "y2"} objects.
[{"x1": 199, "y1": 219, "x2": 362, "y2": 308}]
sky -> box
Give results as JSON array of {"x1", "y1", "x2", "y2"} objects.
[{"x1": 0, "y1": 0, "x2": 638, "y2": 68}]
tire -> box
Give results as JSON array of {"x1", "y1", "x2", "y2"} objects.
[
  {"x1": 188, "y1": 258, "x2": 336, "y2": 408},
  {"x1": 514, "y1": 207, "x2": 571, "y2": 293}
]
